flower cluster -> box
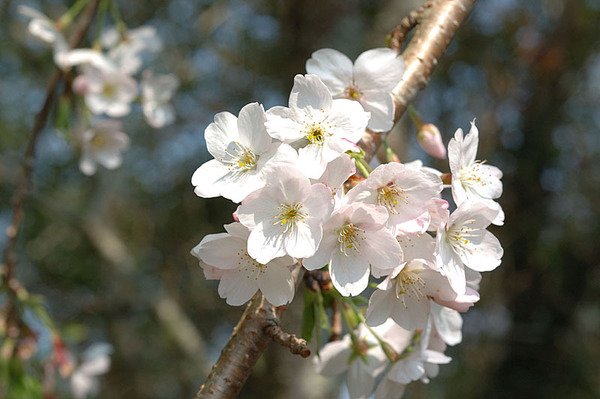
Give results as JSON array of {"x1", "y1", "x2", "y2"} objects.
[
  {"x1": 19, "y1": 5, "x2": 178, "y2": 175},
  {"x1": 191, "y1": 46, "x2": 504, "y2": 398}
]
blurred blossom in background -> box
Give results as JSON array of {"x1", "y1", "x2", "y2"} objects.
[{"x1": 1, "y1": 0, "x2": 600, "y2": 398}]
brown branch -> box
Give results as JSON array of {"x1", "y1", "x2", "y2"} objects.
[
  {"x1": 1, "y1": 0, "x2": 100, "y2": 355},
  {"x1": 388, "y1": 0, "x2": 433, "y2": 51},
  {"x1": 196, "y1": 1, "x2": 476, "y2": 397},
  {"x1": 361, "y1": 0, "x2": 476, "y2": 160},
  {"x1": 264, "y1": 319, "x2": 311, "y2": 358}
]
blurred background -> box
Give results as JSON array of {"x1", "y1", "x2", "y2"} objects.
[{"x1": 1, "y1": 0, "x2": 600, "y2": 397}]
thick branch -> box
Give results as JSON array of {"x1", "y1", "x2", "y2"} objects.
[
  {"x1": 361, "y1": 0, "x2": 476, "y2": 159},
  {"x1": 196, "y1": 1, "x2": 476, "y2": 397}
]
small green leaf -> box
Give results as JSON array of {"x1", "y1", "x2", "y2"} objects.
[{"x1": 301, "y1": 291, "x2": 316, "y2": 342}]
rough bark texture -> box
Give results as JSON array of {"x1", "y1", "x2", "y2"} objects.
[{"x1": 195, "y1": 1, "x2": 476, "y2": 397}]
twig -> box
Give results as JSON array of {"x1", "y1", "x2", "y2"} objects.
[
  {"x1": 329, "y1": 298, "x2": 342, "y2": 342},
  {"x1": 388, "y1": 0, "x2": 433, "y2": 51},
  {"x1": 264, "y1": 319, "x2": 311, "y2": 358},
  {"x1": 196, "y1": 1, "x2": 477, "y2": 397},
  {"x1": 1, "y1": 0, "x2": 100, "y2": 355}
]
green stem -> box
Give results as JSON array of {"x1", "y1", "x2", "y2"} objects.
[
  {"x1": 407, "y1": 104, "x2": 423, "y2": 129},
  {"x1": 93, "y1": 0, "x2": 109, "y2": 46},
  {"x1": 57, "y1": 0, "x2": 91, "y2": 29},
  {"x1": 109, "y1": 0, "x2": 127, "y2": 35}
]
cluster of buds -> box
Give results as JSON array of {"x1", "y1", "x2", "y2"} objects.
[
  {"x1": 19, "y1": 4, "x2": 178, "y2": 175},
  {"x1": 191, "y1": 44, "x2": 504, "y2": 398}
]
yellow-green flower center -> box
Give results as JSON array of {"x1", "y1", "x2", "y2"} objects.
[
  {"x1": 337, "y1": 222, "x2": 362, "y2": 255},
  {"x1": 237, "y1": 148, "x2": 258, "y2": 171},
  {"x1": 395, "y1": 269, "x2": 426, "y2": 307},
  {"x1": 274, "y1": 203, "x2": 306, "y2": 233},
  {"x1": 377, "y1": 183, "x2": 406, "y2": 214},
  {"x1": 345, "y1": 85, "x2": 362, "y2": 100},
  {"x1": 306, "y1": 125, "x2": 326, "y2": 144},
  {"x1": 91, "y1": 134, "x2": 106, "y2": 149}
]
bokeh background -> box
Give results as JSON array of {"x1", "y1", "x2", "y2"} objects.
[{"x1": 2, "y1": 0, "x2": 600, "y2": 398}]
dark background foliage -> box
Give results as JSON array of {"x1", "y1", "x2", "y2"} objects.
[{"x1": 1, "y1": 0, "x2": 600, "y2": 397}]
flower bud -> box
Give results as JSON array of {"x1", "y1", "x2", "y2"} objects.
[
  {"x1": 417, "y1": 123, "x2": 447, "y2": 159},
  {"x1": 72, "y1": 75, "x2": 90, "y2": 95}
]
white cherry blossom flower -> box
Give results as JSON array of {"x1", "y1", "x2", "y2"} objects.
[
  {"x1": 141, "y1": 70, "x2": 179, "y2": 128},
  {"x1": 366, "y1": 260, "x2": 479, "y2": 330},
  {"x1": 72, "y1": 62, "x2": 138, "y2": 117},
  {"x1": 431, "y1": 303, "x2": 463, "y2": 346},
  {"x1": 237, "y1": 165, "x2": 333, "y2": 264},
  {"x1": 101, "y1": 25, "x2": 162, "y2": 75},
  {"x1": 448, "y1": 120, "x2": 504, "y2": 224},
  {"x1": 436, "y1": 201, "x2": 503, "y2": 294},
  {"x1": 190, "y1": 222, "x2": 295, "y2": 306},
  {"x1": 79, "y1": 120, "x2": 129, "y2": 175},
  {"x1": 303, "y1": 202, "x2": 401, "y2": 296},
  {"x1": 311, "y1": 153, "x2": 355, "y2": 201},
  {"x1": 70, "y1": 343, "x2": 112, "y2": 399},
  {"x1": 265, "y1": 74, "x2": 370, "y2": 179},
  {"x1": 192, "y1": 102, "x2": 298, "y2": 203},
  {"x1": 347, "y1": 162, "x2": 442, "y2": 234},
  {"x1": 306, "y1": 48, "x2": 404, "y2": 132}
]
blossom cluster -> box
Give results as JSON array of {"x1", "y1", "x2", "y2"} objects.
[
  {"x1": 191, "y1": 47, "x2": 504, "y2": 397},
  {"x1": 19, "y1": 5, "x2": 178, "y2": 175}
]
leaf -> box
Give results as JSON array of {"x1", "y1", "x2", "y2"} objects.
[{"x1": 301, "y1": 291, "x2": 316, "y2": 342}]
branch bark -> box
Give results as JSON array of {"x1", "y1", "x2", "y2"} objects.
[{"x1": 195, "y1": 0, "x2": 476, "y2": 397}]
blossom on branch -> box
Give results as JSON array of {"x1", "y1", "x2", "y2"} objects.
[{"x1": 78, "y1": 119, "x2": 129, "y2": 176}]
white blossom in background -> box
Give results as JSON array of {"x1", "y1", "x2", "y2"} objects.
[
  {"x1": 347, "y1": 162, "x2": 442, "y2": 234},
  {"x1": 190, "y1": 223, "x2": 295, "y2": 306},
  {"x1": 237, "y1": 165, "x2": 333, "y2": 263},
  {"x1": 79, "y1": 119, "x2": 129, "y2": 175},
  {"x1": 70, "y1": 343, "x2": 112, "y2": 399},
  {"x1": 303, "y1": 202, "x2": 401, "y2": 296},
  {"x1": 141, "y1": 70, "x2": 179, "y2": 128},
  {"x1": 265, "y1": 74, "x2": 370, "y2": 179},
  {"x1": 191, "y1": 102, "x2": 298, "y2": 203},
  {"x1": 101, "y1": 25, "x2": 163, "y2": 75},
  {"x1": 436, "y1": 200, "x2": 503, "y2": 294},
  {"x1": 18, "y1": 6, "x2": 68, "y2": 68},
  {"x1": 72, "y1": 63, "x2": 138, "y2": 117},
  {"x1": 306, "y1": 48, "x2": 404, "y2": 132}
]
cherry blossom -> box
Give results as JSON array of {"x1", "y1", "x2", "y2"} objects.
[
  {"x1": 18, "y1": 6, "x2": 68, "y2": 68},
  {"x1": 70, "y1": 343, "x2": 112, "y2": 399},
  {"x1": 306, "y1": 48, "x2": 404, "y2": 132},
  {"x1": 101, "y1": 25, "x2": 163, "y2": 75},
  {"x1": 190, "y1": 223, "x2": 295, "y2": 306},
  {"x1": 141, "y1": 70, "x2": 179, "y2": 128},
  {"x1": 303, "y1": 202, "x2": 401, "y2": 296},
  {"x1": 78, "y1": 119, "x2": 129, "y2": 176},
  {"x1": 237, "y1": 165, "x2": 333, "y2": 263},
  {"x1": 192, "y1": 102, "x2": 297, "y2": 203},
  {"x1": 265, "y1": 74, "x2": 370, "y2": 179},
  {"x1": 436, "y1": 201, "x2": 503, "y2": 294}
]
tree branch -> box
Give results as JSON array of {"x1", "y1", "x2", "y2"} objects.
[
  {"x1": 1, "y1": 0, "x2": 100, "y2": 355},
  {"x1": 195, "y1": 1, "x2": 476, "y2": 397}
]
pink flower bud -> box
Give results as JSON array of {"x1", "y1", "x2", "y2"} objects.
[
  {"x1": 72, "y1": 75, "x2": 90, "y2": 95},
  {"x1": 417, "y1": 123, "x2": 447, "y2": 159}
]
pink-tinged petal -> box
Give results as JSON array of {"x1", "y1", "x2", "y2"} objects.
[
  {"x1": 422, "y1": 349, "x2": 452, "y2": 365},
  {"x1": 462, "y1": 120, "x2": 479, "y2": 167},
  {"x1": 365, "y1": 288, "x2": 394, "y2": 327},
  {"x1": 431, "y1": 304, "x2": 463, "y2": 346},
  {"x1": 347, "y1": 360, "x2": 377, "y2": 399},
  {"x1": 447, "y1": 128, "x2": 464, "y2": 175},
  {"x1": 289, "y1": 74, "x2": 332, "y2": 112},
  {"x1": 218, "y1": 270, "x2": 258, "y2": 306},
  {"x1": 388, "y1": 357, "x2": 425, "y2": 384},
  {"x1": 469, "y1": 164, "x2": 503, "y2": 199},
  {"x1": 260, "y1": 143, "x2": 298, "y2": 169},
  {"x1": 313, "y1": 336, "x2": 352, "y2": 376},
  {"x1": 247, "y1": 223, "x2": 287, "y2": 264},
  {"x1": 330, "y1": 251, "x2": 370, "y2": 296},
  {"x1": 375, "y1": 378, "x2": 406, "y2": 399},
  {"x1": 297, "y1": 144, "x2": 329, "y2": 179},
  {"x1": 223, "y1": 222, "x2": 250, "y2": 240},
  {"x1": 354, "y1": 48, "x2": 405, "y2": 91},
  {"x1": 191, "y1": 159, "x2": 229, "y2": 198},
  {"x1": 283, "y1": 221, "x2": 321, "y2": 259},
  {"x1": 437, "y1": 240, "x2": 466, "y2": 295},
  {"x1": 193, "y1": 233, "x2": 256, "y2": 271},
  {"x1": 258, "y1": 264, "x2": 294, "y2": 306},
  {"x1": 219, "y1": 171, "x2": 266, "y2": 203},
  {"x1": 460, "y1": 231, "x2": 503, "y2": 272},
  {"x1": 304, "y1": 183, "x2": 334, "y2": 220},
  {"x1": 237, "y1": 189, "x2": 279, "y2": 229},
  {"x1": 450, "y1": 200, "x2": 499, "y2": 229},
  {"x1": 205, "y1": 111, "x2": 239, "y2": 160},
  {"x1": 236, "y1": 102, "x2": 271, "y2": 153},
  {"x1": 265, "y1": 106, "x2": 304, "y2": 143},
  {"x1": 265, "y1": 164, "x2": 312, "y2": 203},
  {"x1": 390, "y1": 294, "x2": 430, "y2": 331},
  {"x1": 346, "y1": 202, "x2": 389, "y2": 229},
  {"x1": 363, "y1": 228, "x2": 403, "y2": 272},
  {"x1": 314, "y1": 153, "x2": 356, "y2": 189},
  {"x1": 326, "y1": 99, "x2": 370, "y2": 143},
  {"x1": 305, "y1": 48, "x2": 353, "y2": 96},
  {"x1": 302, "y1": 233, "x2": 336, "y2": 271},
  {"x1": 397, "y1": 233, "x2": 436, "y2": 265},
  {"x1": 360, "y1": 90, "x2": 395, "y2": 132}
]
